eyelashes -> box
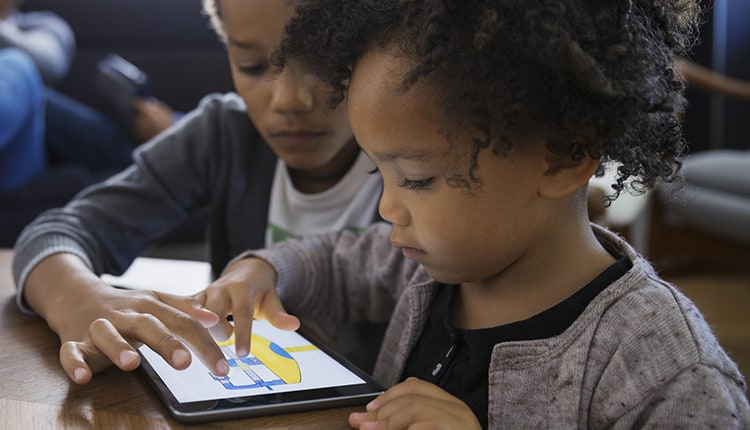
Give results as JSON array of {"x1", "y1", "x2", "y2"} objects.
[
  {"x1": 368, "y1": 168, "x2": 435, "y2": 191},
  {"x1": 400, "y1": 177, "x2": 434, "y2": 191},
  {"x1": 236, "y1": 63, "x2": 268, "y2": 76}
]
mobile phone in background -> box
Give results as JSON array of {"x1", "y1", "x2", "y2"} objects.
[{"x1": 92, "y1": 53, "x2": 151, "y2": 130}]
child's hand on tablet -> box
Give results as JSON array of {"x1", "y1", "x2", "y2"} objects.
[
  {"x1": 194, "y1": 257, "x2": 300, "y2": 357},
  {"x1": 348, "y1": 378, "x2": 481, "y2": 430},
  {"x1": 25, "y1": 254, "x2": 229, "y2": 385}
]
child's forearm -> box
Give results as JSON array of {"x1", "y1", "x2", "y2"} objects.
[{"x1": 23, "y1": 253, "x2": 102, "y2": 334}]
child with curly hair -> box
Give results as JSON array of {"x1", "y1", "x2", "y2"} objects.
[{"x1": 193, "y1": 0, "x2": 750, "y2": 428}]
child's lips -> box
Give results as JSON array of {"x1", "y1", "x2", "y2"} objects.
[
  {"x1": 391, "y1": 241, "x2": 425, "y2": 259},
  {"x1": 271, "y1": 131, "x2": 326, "y2": 148}
]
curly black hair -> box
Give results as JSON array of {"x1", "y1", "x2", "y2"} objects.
[{"x1": 275, "y1": 0, "x2": 701, "y2": 200}]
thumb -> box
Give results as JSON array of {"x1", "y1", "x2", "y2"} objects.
[{"x1": 257, "y1": 292, "x2": 300, "y2": 331}]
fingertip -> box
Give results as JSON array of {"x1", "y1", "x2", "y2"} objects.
[
  {"x1": 208, "y1": 322, "x2": 235, "y2": 341},
  {"x1": 194, "y1": 307, "x2": 221, "y2": 328},
  {"x1": 349, "y1": 412, "x2": 365, "y2": 427},
  {"x1": 366, "y1": 398, "x2": 379, "y2": 411},
  {"x1": 288, "y1": 315, "x2": 301, "y2": 331},
  {"x1": 72, "y1": 367, "x2": 91, "y2": 384},
  {"x1": 172, "y1": 349, "x2": 191, "y2": 369},
  {"x1": 350, "y1": 411, "x2": 376, "y2": 429},
  {"x1": 118, "y1": 349, "x2": 140, "y2": 369},
  {"x1": 215, "y1": 359, "x2": 230, "y2": 376},
  {"x1": 273, "y1": 313, "x2": 300, "y2": 331}
]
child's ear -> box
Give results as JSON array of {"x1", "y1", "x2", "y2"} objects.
[{"x1": 539, "y1": 152, "x2": 600, "y2": 199}]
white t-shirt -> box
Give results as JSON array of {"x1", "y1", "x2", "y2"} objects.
[{"x1": 265, "y1": 153, "x2": 382, "y2": 246}]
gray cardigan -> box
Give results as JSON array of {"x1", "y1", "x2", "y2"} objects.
[{"x1": 250, "y1": 222, "x2": 750, "y2": 429}]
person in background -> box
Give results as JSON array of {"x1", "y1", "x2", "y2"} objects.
[
  {"x1": 0, "y1": 0, "x2": 178, "y2": 246},
  {"x1": 12, "y1": 0, "x2": 383, "y2": 385},
  {"x1": 0, "y1": 47, "x2": 48, "y2": 194},
  {"x1": 0, "y1": 0, "x2": 176, "y2": 142},
  {"x1": 0, "y1": 0, "x2": 176, "y2": 147},
  {"x1": 0, "y1": 47, "x2": 137, "y2": 246},
  {"x1": 188, "y1": 0, "x2": 745, "y2": 428}
]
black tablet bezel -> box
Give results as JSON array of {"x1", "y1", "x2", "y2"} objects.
[{"x1": 138, "y1": 325, "x2": 384, "y2": 423}]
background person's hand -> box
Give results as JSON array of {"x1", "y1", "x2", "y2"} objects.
[
  {"x1": 194, "y1": 257, "x2": 300, "y2": 358},
  {"x1": 0, "y1": 0, "x2": 20, "y2": 20},
  {"x1": 132, "y1": 97, "x2": 175, "y2": 144}
]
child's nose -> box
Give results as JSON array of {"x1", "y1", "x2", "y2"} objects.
[
  {"x1": 270, "y1": 68, "x2": 314, "y2": 113},
  {"x1": 378, "y1": 189, "x2": 409, "y2": 226}
]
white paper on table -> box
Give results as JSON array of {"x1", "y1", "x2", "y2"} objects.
[{"x1": 101, "y1": 257, "x2": 211, "y2": 296}]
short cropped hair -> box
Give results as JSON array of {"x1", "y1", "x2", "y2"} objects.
[
  {"x1": 202, "y1": 0, "x2": 225, "y2": 42},
  {"x1": 276, "y1": 0, "x2": 702, "y2": 198}
]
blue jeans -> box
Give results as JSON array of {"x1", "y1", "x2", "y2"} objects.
[
  {"x1": 0, "y1": 48, "x2": 136, "y2": 191},
  {"x1": 45, "y1": 86, "x2": 136, "y2": 170},
  {"x1": 0, "y1": 48, "x2": 137, "y2": 245},
  {"x1": 0, "y1": 48, "x2": 47, "y2": 192}
]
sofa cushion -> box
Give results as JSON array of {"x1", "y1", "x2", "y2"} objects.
[
  {"x1": 679, "y1": 150, "x2": 750, "y2": 198},
  {"x1": 658, "y1": 150, "x2": 750, "y2": 247}
]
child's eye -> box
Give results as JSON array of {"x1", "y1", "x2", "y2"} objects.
[
  {"x1": 237, "y1": 63, "x2": 268, "y2": 76},
  {"x1": 368, "y1": 167, "x2": 433, "y2": 191},
  {"x1": 399, "y1": 177, "x2": 434, "y2": 191}
]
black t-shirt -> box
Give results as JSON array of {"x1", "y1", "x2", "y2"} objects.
[{"x1": 402, "y1": 257, "x2": 632, "y2": 429}]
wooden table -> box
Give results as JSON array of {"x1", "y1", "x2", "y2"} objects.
[{"x1": 0, "y1": 249, "x2": 357, "y2": 429}]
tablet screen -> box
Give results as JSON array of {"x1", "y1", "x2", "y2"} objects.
[{"x1": 138, "y1": 319, "x2": 383, "y2": 422}]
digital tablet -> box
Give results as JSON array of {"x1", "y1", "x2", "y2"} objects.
[{"x1": 138, "y1": 319, "x2": 384, "y2": 423}]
